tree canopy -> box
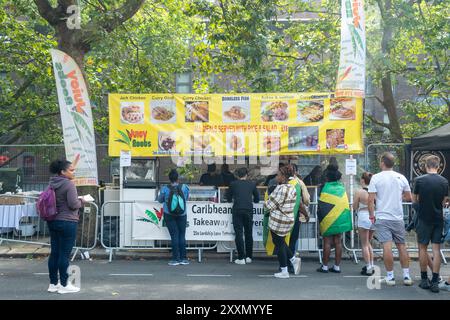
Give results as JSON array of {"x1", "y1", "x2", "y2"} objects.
[{"x1": 0, "y1": 0, "x2": 448, "y2": 145}]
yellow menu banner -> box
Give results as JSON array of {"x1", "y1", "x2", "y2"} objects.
[{"x1": 108, "y1": 93, "x2": 363, "y2": 157}]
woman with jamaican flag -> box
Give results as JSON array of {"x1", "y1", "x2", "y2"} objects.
[
  {"x1": 317, "y1": 164, "x2": 352, "y2": 273},
  {"x1": 263, "y1": 165, "x2": 302, "y2": 278}
]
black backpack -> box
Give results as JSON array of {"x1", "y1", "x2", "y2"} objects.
[{"x1": 167, "y1": 184, "x2": 186, "y2": 215}]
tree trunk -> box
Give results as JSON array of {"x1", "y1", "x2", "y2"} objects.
[
  {"x1": 378, "y1": 0, "x2": 404, "y2": 143},
  {"x1": 381, "y1": 75, "x2": 403, "y2": 142}
]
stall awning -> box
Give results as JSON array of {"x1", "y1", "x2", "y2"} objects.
[{"x1": 411, "y1": 122, "x2": 450, "y2": 151}]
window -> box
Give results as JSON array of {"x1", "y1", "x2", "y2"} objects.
[{"x1": 176, "y1": 72, "x2": 192, "y2": 93}]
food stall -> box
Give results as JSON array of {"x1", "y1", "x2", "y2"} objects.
[{"x1": 107, "y1": 93, "x2": 364, "y2": 251}]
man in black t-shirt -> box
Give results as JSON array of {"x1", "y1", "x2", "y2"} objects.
[
  {"x1": 199, "y1": 163, "x2": 224, "y2": 187},
  {"x1": 226, "y1": 167, "x2": 260, "y2": 264},
  {"x1": 413, "y1": 155, "x2": 449, "y2": 293}
]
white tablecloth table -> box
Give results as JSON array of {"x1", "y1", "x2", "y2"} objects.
[{"x1": 0, "y1": 203, "x2": 38, "y2": 231}]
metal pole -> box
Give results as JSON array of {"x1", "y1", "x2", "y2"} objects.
[{"x1": 71, "y1": 248, "x2": 79, "y2": 262}]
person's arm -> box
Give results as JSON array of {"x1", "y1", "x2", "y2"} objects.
[
  {"x1": 403, "y1": 191, "x2": 412, "y2": 202},
  {"x1": 253, "y1": 184, "x2": 260, "y2": 203},
  {"x1": 368, "y1": 193, "x2": 376, "y2": 222},
  {"x1": 67, "y1": 183, "x2": 82, "y2": 210},
  {"x1": 183, "y1": 184, "x2": 189, "y2": 201},
  {"x1": 412, "y1": 178, "x2": 420, "y2": 203},
  {"x1": 299, "y1": 180, "x2": 310, "y2": 206},
  {"x1": 226, "y1": 184, "x2": 233, "y2": 203},
  {"x1": 367, "y1": 177, "x2": 377, "y2": 222},
  {"x1": 444, "y1": 196, "x2": 449, "y2": 207},
  {"x1": 157, "y1": 186, "x2": 166, "y2": 203},
  {"x1": 299, "y1": 202, "x2": 309, "y2": 222},
  {"x1": 353, "y1": 190, "x2": 360, "y2": 212},
  {"x1": 401, "y1": 176, "x2": 412, "y2": 202}
]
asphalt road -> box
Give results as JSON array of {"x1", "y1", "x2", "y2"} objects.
[{"x1": 0, "y1": 257, "x2": 450, "y2": 300}]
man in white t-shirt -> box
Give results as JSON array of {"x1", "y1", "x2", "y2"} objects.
[{"x1": 368, "y1": 152, "x2": 413, "y2": 286}]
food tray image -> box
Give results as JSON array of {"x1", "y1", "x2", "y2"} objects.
[
  {"x1": 185, "y1": 101, "x2": 209, "y2": 122},
  {"x1": 297, "y1": 101, "x2": 324, "y2": 122},
  {"x1": 150, "y1": 100, "x2": 176, "y2": 123},
  {"x1": 330, "y1": 98, "x2": 356, "y2": 120},
  {"x1": 121, "y1": 102, "x2": 144, "y2": 124},
  {"x1": 261, "y1": 101, "x2": 289, "y2": 122}
]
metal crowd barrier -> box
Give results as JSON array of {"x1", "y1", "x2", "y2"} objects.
[
  {"x1": 343, "y1": 202, "x2": 449, "y2": 264},
  {"x1": 100, "y1": 200, "x2": 218, "y2": 263},
  {"x1": 0, "y1": 194, "x2": 99, "y2": 261}
]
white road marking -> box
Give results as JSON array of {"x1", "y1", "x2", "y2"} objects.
[
  {"x1": 33, "y1": 273, "x2": 49, "y2": 275},
  {"x1": 187, "y1": 274, "x2": 231, "y2": 277},
  {"x1": 109, "y1": 274, "x2": 153, "y2": 276},
  {"x1": 258, "y1": 275, "x2": 308, "y2": 278},
  {"x1": 343, "y1": 276, "x2": 378, "y2": 278}
]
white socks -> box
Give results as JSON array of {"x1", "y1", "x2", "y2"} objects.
[
  {"x1": 333, "y1": 265, "x2": 340, "y2": 271},
  {"x1": 322, "y1": 265, "x2": 329, "y2": 271},
  {"x1": 387, "y1": 271, "x2": 394, "y2": 280},
  {"x1": 403, "y1": 268, "x2": 410, "y2": 279},
  {"x1": 281, "y1": 267, "x2": 288, "y2": 273}
]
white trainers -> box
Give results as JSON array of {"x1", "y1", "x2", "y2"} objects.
[
  {"x1": 58, "y1": 282, "x2": 80, "y2": 294},
  {"x1": 439, "y1": 281, "x2": 450, "y2": 291},
  {"x1": 379, "y1": 277, "x2": 396, "y2": 286},
  {"x1": 234, "y1": 259, "x2": 246, "y2": 265},
  {"x1": 292, "y1": 257, "x2": 301, "y2": 275},
  {"x1": 274, "y1": 271, "x2": 289, "y2": 279},
  {"x1": 48, "y1": 283, "x2": 60, "y2": 293},
  {"x1": 403, "y1": 277, "x2": 413, "y2": 286},
  {"x1": 245, "y1": 257, "x2": 252, "y2": 264}
]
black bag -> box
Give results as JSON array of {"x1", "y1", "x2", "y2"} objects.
[{"x1": 167, "y1": 185, "x2": 186, "y2": 215}]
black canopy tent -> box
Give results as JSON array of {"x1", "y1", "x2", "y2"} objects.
[
  {"x1": 411, "y1": 122, "x2": 450, "y2": 151},
  {"x1": 409, "y1": 122, "x2": 450, "y2": 181}
]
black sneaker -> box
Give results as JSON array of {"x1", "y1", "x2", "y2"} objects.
[
  {"x1": 430, "y1": 281, "x2": 440, "y2": 293},
  {"x1": 316, "y1": 266, "x2": 328, "y2": 273},
  {"x1": 361, "y1": 267, "x2": 374, "y2": 276},
  {"x1": 419, "y1": 278, "x2": 431, "y2": 290}
]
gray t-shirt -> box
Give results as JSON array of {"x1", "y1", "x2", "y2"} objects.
[{"x1": 368, "y1": 170, "x2": 411, "y2": 221}]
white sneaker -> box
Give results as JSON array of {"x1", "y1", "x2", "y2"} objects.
[
  {"x1": 292, "y1": 257, "x2": 301, "y2": 275},
  {"x1": 439, "y1": 281, "x2": 450, "y2": 291},
  {"x1": 245, "y1": 257, "x2": 252, "y2": 264},
  {"x1": 48, "y1": 283, "x2": 60, "y2": 293},
  {"x1": 58, "y1": 282, "x2": 80, "y2": 294},
  {"x1": 234, "y1": 259, "x2": 246, "y2": 265},
  {"x1": 403, "y1": 277, "x2": 413, "y2": 286},
  {"x1": 274, "y1": 271, "x2": 289, "y2": 279},
  {"x1": 379, "y1": 277, "x2": 396, "y2": 286}
]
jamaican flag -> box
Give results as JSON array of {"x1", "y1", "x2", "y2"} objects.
[
  {"x1": 317, "y1": 181, "x2": 352, "y2": 237},
  {"x1": 262, "y1": 178, "x2": 301, "y2": 256}
]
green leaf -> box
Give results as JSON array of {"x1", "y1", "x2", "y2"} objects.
[{"x1": 117, "y1": 130, "x2": 131, "y2": 144}]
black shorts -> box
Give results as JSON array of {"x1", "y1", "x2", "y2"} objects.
[{"x1": 416, "y1": 220, "x2": 443, "y2": 245}]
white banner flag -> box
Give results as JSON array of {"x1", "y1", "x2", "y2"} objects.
[
  {"x1": 336, "y1": 0, "x2": 366, "y2": 97},
  {"x1": 51, "y1": 49, "x2": 98, "y2": 186}
]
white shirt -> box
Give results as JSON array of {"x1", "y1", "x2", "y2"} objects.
[{"x1": 368, "y1": 170, "x2": 411, "y2": 221}]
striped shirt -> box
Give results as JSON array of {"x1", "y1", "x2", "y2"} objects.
[{"x1": 265, "y1": 183, "x2": 297, "y2": 236}]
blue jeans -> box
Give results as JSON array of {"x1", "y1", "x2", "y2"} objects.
[
  {"x1": 47, "y1": 220, "x2": 77, "y2": 286},
  {"x1": 164, "y1": 214, "x2": 187, "y2": 261}
]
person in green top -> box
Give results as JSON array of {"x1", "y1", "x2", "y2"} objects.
[{"x1": 316, "y1": 164, "x2": 352, "y2": 273}]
